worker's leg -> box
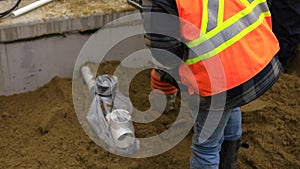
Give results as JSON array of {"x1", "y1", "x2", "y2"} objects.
[
  {"x1": 219, "y1": 107, "x2": 243, "y2": 169},
  {"x1": 223, "y1": 107, "x2": 242, "y2": 141},
  {"x1": 190, "y1": 107, "x2": 241, "y2": 169}
]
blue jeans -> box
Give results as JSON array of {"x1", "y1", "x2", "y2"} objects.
[{"x1": 190, "y1": 107, "x2": 242, "y2": 169}]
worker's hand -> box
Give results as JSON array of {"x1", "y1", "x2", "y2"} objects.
[
  {"x1": 150, "y1": 69, "x2": 178, "y2": 113},
  {"x1": 154, "y1": 69, "x2": 179, "y2": 89},
  {"x1": 154, "y1": 69, "x2": 188, "y2": 91}
]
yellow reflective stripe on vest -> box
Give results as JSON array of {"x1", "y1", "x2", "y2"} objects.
[
  {"x1": 185, "y1": 0, "x2": 270, "y2": 65},
  {"x1": 186, "y1": 11, "x2": 271, "y2": 65},
  {"x1": 207, "y1": 0, "x2": 266, "y2": 40},
  {"x1": 187, "y1": 0, "x2": 267, "y2": 47},
  {"x1": 200, "y1": 0, "x2": 209, "y2": 36},
  {"x1": 240, "y1": 0, "x2": 251, "y2": 6},
  {"x1": 217, "y1": 0, "x2": 224, "y2": 28},
  {"x1": 206, "y1": 0, "x2": 225, "y2": 32}
]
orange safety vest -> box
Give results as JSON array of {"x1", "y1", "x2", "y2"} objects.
[{"x1": 175, "y1": 0, "x2": 279, "y2": 96}]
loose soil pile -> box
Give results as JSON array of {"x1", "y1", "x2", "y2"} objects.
[{"x1": 0, "y1": 61, "x2": 299, "y2": 169}]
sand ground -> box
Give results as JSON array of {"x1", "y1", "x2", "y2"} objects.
[{"x1": 0, "y1": 61, "x2": 299, "y2": 169}]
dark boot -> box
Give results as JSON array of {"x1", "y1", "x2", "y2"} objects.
[{"x1": 219, "y1": 139, "x2": 241, "y2": 169}]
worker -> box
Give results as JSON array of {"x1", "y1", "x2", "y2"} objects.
[
  {"x1": 135, "y1": 0, "x2": 282, "y2": 168},
  {"x1": 268, "y1": 0, "x2": 300, "y2": 76}
]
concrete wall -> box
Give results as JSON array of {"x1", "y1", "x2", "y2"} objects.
[
  {"x1": 0, "y1": 33, "x2": 90, "y2": 95},
  {"x1": 0, "y1": 10, "x2": 144, "y2": 96}
]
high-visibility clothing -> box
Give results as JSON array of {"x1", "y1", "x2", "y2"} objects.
[{"x1": 175, "y1": 0, "x2": 279, "y2": 96}]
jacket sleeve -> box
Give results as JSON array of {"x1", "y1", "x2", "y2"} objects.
[{"x1": 142, "y1": 0, "x2": 188, "y2": 68}]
